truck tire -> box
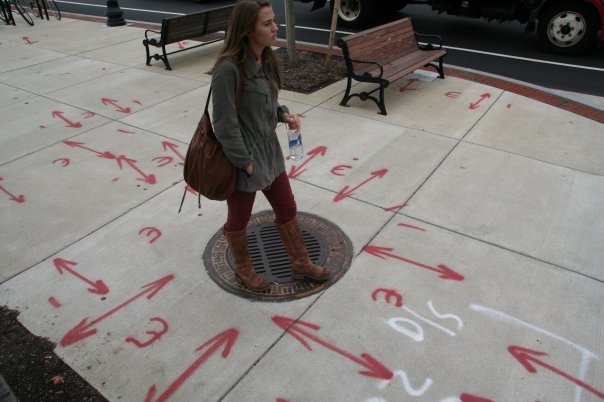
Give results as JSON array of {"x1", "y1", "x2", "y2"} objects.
[
  {"x1": 330, "y1": 0, "x2": 376, "y2": 28},
  {"x1": 537, "y1": 1, "x2": 598, "y2": 55}
]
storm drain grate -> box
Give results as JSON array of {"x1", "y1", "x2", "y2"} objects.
[{"x1": 203, "y1": 210, "x2": 353, "y2": 302}]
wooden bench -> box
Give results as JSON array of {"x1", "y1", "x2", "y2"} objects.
[
  {"x1": 143, "y1": 5, "x2": 234, "y2": 70},
  {"x1": 337, "y1": 17, "x2": 447, "y2": 115}
]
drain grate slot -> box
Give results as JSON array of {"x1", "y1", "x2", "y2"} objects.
[{"x1": 204, "y1": 211, "x2": 352, "y2": 302}]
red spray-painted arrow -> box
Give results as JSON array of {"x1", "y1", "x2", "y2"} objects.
[
  {"x1": 508, "y1": 346, "x2": 604, "y2": 399},
  {"x1": 144, "y1": 327, "x2": 239, "y2": 402},
  {"x1": 62, "y1": 141, "x2": 116, "y2": 159},
  {"x1": 115, "y1": 155, "x2": 157, "y2": 184},
  {"x1": 334, "y1": 169, "x2": 388, "y2": 202},
  {"x1": 0, "y1": 177, "x2": 25, "y2": 204},
  {"x1": 460, "y1": 393, "x2": 494, "y2": 402},
  {"x1": 362, "y1": 245, "x2": 464, "y2": 281},
  {"x1": 51, "y1": 111, "x2": 82, "y2": 128},
  {"x1": 53, "y1": 258, "x2": 109, "y2": 295},
  {"x1": 272, "y1": 316, "x2": 393, "y2": 380},
  {"x1": 399, "y1": 78, "x2": 418, "y2": 93},
  {"x1": 101, "y1": 98, "x2": 131, "y2": 114},
  {"x1": 162, "y1": 141, "x2": 185, "y2": 162},
  {"x1": 60, "y1": 274, "x2": 174, "y2": 347},
  {"x1": 469, "y1": 93, "x2": 491, "y2": 109},
  {"x1": 288, "y1": 146, "x2": 327, "y2": 179}
]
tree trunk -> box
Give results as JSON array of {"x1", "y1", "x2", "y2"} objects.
[
  {"x1": 325, "y1": 0, "x2": 341, "y2": 67},
  {"x1": 284, "y1": 0, "x2": 297, "y2": 65}
]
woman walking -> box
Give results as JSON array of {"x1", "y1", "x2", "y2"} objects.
[{"x1": 211, "y1": 0, "x2": 332, "y2": 291}]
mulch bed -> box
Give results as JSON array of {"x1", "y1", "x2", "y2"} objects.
[
  {"x1": 0, "y1": 306, "x2": 107, "y2": 401},
  {"x1": 277, "y1": 48, "x2": 348, "y2": 93}
]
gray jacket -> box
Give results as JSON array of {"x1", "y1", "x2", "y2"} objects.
[{"x1": 211, "y1": 55, "x2": 289, "y2": 192}]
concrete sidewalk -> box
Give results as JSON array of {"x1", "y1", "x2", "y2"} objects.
[{"x1": 1, "y1": 16, "x2": 603, "y2": 402}]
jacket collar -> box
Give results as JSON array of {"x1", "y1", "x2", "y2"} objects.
[{"x1": 242, "y1": 52, "x2": 264, "y2": 78}]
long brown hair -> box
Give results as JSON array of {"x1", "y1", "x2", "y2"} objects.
[{"x1": 214, "y1": 0, "x2": 282, "y2": 90}]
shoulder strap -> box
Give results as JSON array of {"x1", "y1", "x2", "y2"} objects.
[{"x1": 181, "y1": 64, "x2": 245, "y2": 214}]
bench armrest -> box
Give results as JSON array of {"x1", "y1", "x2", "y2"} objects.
[
  {"x1": 144, "y1": 28, "x2": 162, "y2": 41},
  {"x1": 349, "y1": 59, "x2": 384, "y2": 78},
  {"x1": 414, "y1": 32, "x2": 444, "y2": 50}
]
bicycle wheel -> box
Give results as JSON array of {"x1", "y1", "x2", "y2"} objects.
[
  {"x1": 0, "y1": 0, "x2": 10, "y2": 23},
  {"x1": 12, "y1": 0, "x2": 34, "y2": 25},
  {"x1": 45, "y1": 0, "x2": 59, "y2": 20},
  {"x1": 27, "y1": 0, "x2": 40, "y2": 18}
]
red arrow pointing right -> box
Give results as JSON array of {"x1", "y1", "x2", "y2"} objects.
[
  {"x1": 288, "y1": 146, "x2": 327, "y2": 179},
  {"x1": 273, "y1": 315, "x2": 393, "y2": 380},
  {"x1": 362, "y1": 245, "x2": 464, "y2": 281},
  {"x1": 145, "y1": 328, "x2": 239, "y2": 402},
  {"x1": 60, "y1": 275, "x2": 174, "y2": 347},
  {"x1": 51, "y1": 111, "x2": 82, "y2": 128},
  {"x1": 53, "y1": 258, "x2": 109, "y2": 295}
]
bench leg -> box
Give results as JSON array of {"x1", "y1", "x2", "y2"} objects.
[
  {"x1": 143, "y1": 41, "x2": 152, "y2": 66},
  {"x1": 376, "y1": 85, "x2": 387, "y2": 115},
  {"x1": 161, "y1": 45, "x2": 172, "y2": 70},
  {"x1": 359, "y1": 84, "x2": 387, "y2": 115},
  {"x1": 424, "y1": 58, "x2": 445, "y2": 79},
  {"x1": 438, "y1": 56, "x2": 445, "y2": 78},
  {"x1": 340, "y1": 78, "x2": 388, "y2": 115},
  {"x1": 339, "y1": 76, "x2": 353, "y2": 107}
]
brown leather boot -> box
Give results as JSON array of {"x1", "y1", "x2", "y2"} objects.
[
  {"x1": 276, "y1": 218, "x2": 333, "y2": 281},
  {"x1": 224, "y1": 227, "x2": 270, "y2": 291}
]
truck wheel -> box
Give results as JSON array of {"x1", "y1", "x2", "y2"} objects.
[
  {"x1": 330, "y1": 0, "x2": 376, "y2": 28},
  {"x1": 537, "y1": 1, "x2": 598, "y2": 55}
]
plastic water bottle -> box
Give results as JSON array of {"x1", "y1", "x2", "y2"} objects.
[{"x1": 287, "y1": 129, "x2": 304, "y2": 161}]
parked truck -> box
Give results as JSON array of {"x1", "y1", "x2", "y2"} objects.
[{"x1": 297, "y1": 0, "x2": 604, "y2": 54}]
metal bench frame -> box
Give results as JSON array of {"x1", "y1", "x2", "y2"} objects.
[
  {"x1": 142, "y1": 5, "x2": 234, "y2": 70},
  {"x1": 337, "y1": 18, "x2": 447, "y2": 115}
]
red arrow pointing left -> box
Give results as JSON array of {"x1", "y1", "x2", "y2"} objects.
[
  {"x1": 53, "y1": 258, "x2": 109, "y2": 295},
  {"x1": 101, "y1": 98, "x2": 131, "y2": 113},
  {"x1": 362, "y1": 245, "x2": 464, "y2": 281},
  {"x1": 60, "y1": 274, "x2": 174, "y2": 347},
  {"x1": 508, "y1": 345, "x2": 604, "y2": 399},
  {"x1": 145, "y1": 327, "x2": 239, "y2": 402},
  {"x1": 272, "y1": 316, "x2": 393, "y2": 380},
  {"x1": 62, "y1": 140, "x2": 115, "y2": 159},
  {"x1": 51, "y1": 111, "x2": 82, "y2": 128},
  {"x1": 115, "y1": 155, "x2": 157, "y2": 184},
  {"x1": 334, "y1": 169, "x2": 388, "y2": 202},
  {"x1": 162, "y1": 141, "x2": 185, "y2": 163},
  {"x1": 469, "y1": 93, "x2": 491, "y2": 109}
]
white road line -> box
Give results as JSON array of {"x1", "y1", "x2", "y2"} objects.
[
  {"x1": 284, "y1": 24, "x2": 604, "y2": 73},
  {"x1": 55, "y1": 1, "x2": 185, "y2": 16},
  {"x1": 444, "y1": 44, "x2": 604, "y2": 72}
]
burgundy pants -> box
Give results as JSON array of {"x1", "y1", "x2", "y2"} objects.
[{"x1": 225, "y1": 172, "x2": 297, "y2": 231}]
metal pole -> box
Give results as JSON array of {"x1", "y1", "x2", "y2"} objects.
[{"x1": 106, "y1": 0, "x2": 126, "y2": 27}]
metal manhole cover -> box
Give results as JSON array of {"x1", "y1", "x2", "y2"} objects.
[{"x1": 203, "y1": 210, "x2": 353, "y2": 302}]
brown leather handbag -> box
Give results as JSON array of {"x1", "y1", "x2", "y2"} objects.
[{"x1": 179, "y1": 66, "x2": 243, "y2": 211}]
